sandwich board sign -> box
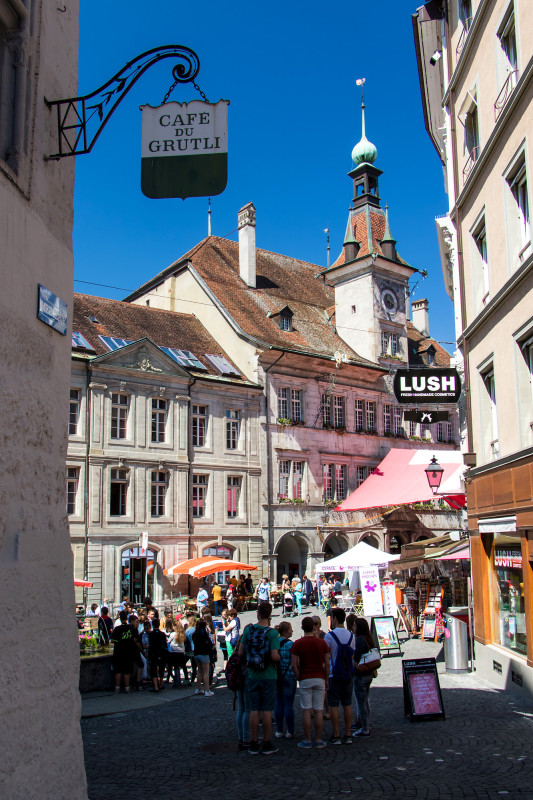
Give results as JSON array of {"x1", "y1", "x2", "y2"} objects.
[
  {"x1": 141, "y1": 99, "x2": 229, "y2": 199},
  {"x1": 402, "y1": 658, "x2": 445, "y2": 722}
]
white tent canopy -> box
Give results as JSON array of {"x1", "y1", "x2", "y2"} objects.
[{"x1": 315, "y1": 541, "x2": 401, "y2": 572}]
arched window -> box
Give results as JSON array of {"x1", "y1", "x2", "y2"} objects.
[
  {"x1": 203, "y1": 545, "x2": 233, "y2": 584},
  {"x1": 121, "y1": 547, "x2": 155, "y2": 603}
]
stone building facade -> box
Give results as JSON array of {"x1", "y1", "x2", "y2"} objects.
[
  {"x1": 0, "y1": 0, "x2": 87, "y2": 795},
  {"x1": 413, "y1": 0, "x2": 533, "y2": 696}
]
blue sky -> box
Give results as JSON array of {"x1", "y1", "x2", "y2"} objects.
[{"x1": 74, "y1": 0, "x2": 455, "y2": 348}]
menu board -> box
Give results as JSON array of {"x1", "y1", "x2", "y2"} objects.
[
  {"x1": 372, "y1": 615, "x2": 401, "y2": 654},
  {"x1": 402, "y1": 658, "x2": 445, "y2": 721},
  {"x1": 421, "y1": 615, "x2": 437, "y2": 641}
]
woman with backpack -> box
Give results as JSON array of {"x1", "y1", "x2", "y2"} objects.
[
  {"x1": 352, "y1": 617, "x2": 377, "y2": 737},
  {"x1": 274, "y1": 621, "x2": 297, "y2": 739}
]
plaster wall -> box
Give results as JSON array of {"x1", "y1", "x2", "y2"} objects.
[{"x1": 0, "y1": 1, "x2": 87, "y2": 796}]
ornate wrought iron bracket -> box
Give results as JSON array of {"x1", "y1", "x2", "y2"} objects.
[{"x1": 44, "y1": 45, "x2": 200, "y2": 159}]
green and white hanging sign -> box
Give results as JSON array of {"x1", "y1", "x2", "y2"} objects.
[{"x1": 140, "y1": 99, "x2": 229, "y2": 199}]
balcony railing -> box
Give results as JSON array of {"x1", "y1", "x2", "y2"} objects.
[
  {"x1": 494, "y1": 70, "x2": 519, "y2": 121},
  {"x1": 456, "y1": 18, "x2": 473, "y2": 58},
  {"x1": 462, "y1": 146, "x2": 480, "y2": 184}
]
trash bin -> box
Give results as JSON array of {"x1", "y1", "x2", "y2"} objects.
[{"x1": 443, "y1": 613, "x2": 469, "y2": 673}]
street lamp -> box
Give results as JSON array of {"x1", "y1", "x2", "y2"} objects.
[{"x1": 424, "y1": 455, "x2": 445, "y2": 494}]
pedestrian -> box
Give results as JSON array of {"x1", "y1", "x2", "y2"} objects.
[
  {"x1": 238, "y1": 601, "x2": 280, "y2": 755},
  {"x1": 281, "y1": 574, "x2": 291, "y2": 592},
  {"x1": 143, "y1": 596, "x2": 159, "y2": 619},
  {"x1": 244, "y1": 573, "x2": 253, "y2": 594},
  {"x1": 192, "y1": 618, "x2": 215, "y2": 696},
  {"x1": 256, "y1": 576, "x2": 271, "y2": 604},
  {"x1": 202, "y1": 612, "x2": 218, "y2": 686},
  {"x1": 290, "y1": 616, "x2": 330, "y2": 749},
  {"x1": 226, "y1": 581, "x2": 235, "y2": 610},
  {"x1": 352, "y1": 617, "x2": 377, "y2": 737},
  {"x1": 212, "y1": 582, "x2": 222, "y2": 616},
  {"x1": 303, "y1": 574, "x2": 313, "y2": 606},
  {"x1": 167, "y1": 620, "x2": 189, "y2": 687},
  {"x1": 293, "y1": 578, "x2": 303, "y2": 615},
  {"x1": 196, "y1": 584, "x2": 209, "y2": 611},
  {"x1": 111, "y1": 610, "x2": 139, "y2": 694},
  {"x1": 274, "y1": 621, "x2": 297, "y2": 740},
  {"x1": 128, "y1": 614, "x2": 145, "y2": 690},
  {"x1": 98, "y1": 606, "x2": 113, "y2": 644},
  {"x1": 222, "y1": 608, "x2": 240, "y2": 659},
  {"x1": 184, "y1": 614, "x2": 197, "y2": 684},
  {"x1": 86, "y1": 602, "x2": 99, "y2": 616},
  {"x1": 318, "y1": 577, "x2": 331, "y2": 611},
  {"x1": 148, "y1": 617, "x2": 168, "y2": 693},
  {"x1": 312, "y1": 615, "x2": 331, "y2": 721},
  {"x1": 324, "y1": 608, "x2": 355, "y2": 745},
  {"x1": 325, "y1": 597, "x2": 339, "y2": 631}
]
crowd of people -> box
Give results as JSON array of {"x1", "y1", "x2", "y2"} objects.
[{"x1": 80, "y1": 575, "x2": 377, "y2": 752}]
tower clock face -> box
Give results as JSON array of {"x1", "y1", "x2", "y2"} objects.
[{"x1": 381, "y1": 288, "x2": 398, "y2": 315}]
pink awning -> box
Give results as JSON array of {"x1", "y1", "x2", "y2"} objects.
[
  {"x1": 336, "y1": 448, "x2": 466, "y2": 512},
  {"x1": 437, "y1": 545, "x2": 470, "y2": 560}
]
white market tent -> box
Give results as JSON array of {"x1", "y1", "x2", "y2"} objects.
[{"x1": 315, "y1": 541, "x2": 401, "y2": 572}]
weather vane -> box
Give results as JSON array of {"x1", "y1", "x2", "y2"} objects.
[{"x1": 356, "y1": 77, "x2": 366, "y2": 107}]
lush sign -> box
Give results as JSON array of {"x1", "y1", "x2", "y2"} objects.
[
  {"x1": 141, "y1": 100, "x2": 229, "y2": 199},
  {"x1": 393, "y1": 368, "x2": 461, "y2": 404}
]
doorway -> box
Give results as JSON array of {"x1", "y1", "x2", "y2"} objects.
[{"x1": 121, "y1": 547, "x2": 155, "y2": 604}]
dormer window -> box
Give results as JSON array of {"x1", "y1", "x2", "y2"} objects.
[
  {"x1": 277, "y1": 307, "x2": 293, "y2": 331},
  {"x1": 426, "y1": 346, "x2": 436, "y2": 366}
]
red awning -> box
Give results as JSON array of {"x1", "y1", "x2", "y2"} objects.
[
  {"x1": 74, "y1": 578, "x2": 93, "y2": 587},
  {"x1": 336, "y1": 448, "x2": 466, "y2": 512}
]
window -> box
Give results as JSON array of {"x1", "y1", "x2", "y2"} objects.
[
  {"x1": 356, "y1": 465, "x2": 368, "y2": 487},
  {"x1": 203, "y1": 545, "x2": 232, "y2": 584},
  {"x1": 497, "y1": 8, "x2": 518, "y2": 101},
  {"x1": 226, "y1": 409, "x2": 241, "y2": 449},
  {"x1": 110, "y1": 468, "x2": 128, "y2": 516},
  {"x1": 366, "y1": 400, "x2": 376, "y2": 432},
  {"x1": 383, "y1": 404, "x2": 391, "y2": 434},
  {"x1": 409, "y1": 420, "x2": 418, "y2": 438},
  {"x1": 192, "y1": 405, "x2": 207, "y2": 447},
  {"x1": 193, "y1": 474, "x2": 208, "y2": 517},
  {"x1": 151, "y1": 471, "x2": 168, "y2": 517},
  {"x1": 111, "y1": 393, "x2": 129, "y2": 439},
  {"x1": 381, "y1": 331, "x2": 399, "y2": 357},
  {"x1": 69, "y1": 388, "x2": 80, "y2": 435},
  {"x1": 492, "y1": 539, "x2": 527, "y2": 656},
  {"x1": 464, "y1": 106, "x2": 479, "y2": 164},
  {"x1": 482, "y1": 367, "x2": 499, "y2": 459},
  {"x1": 227, "y1": 476, "x2": 241, "y2": 518},
  {"x1": 279, "y1": 460, "x2": 305, "y2": 501},
  {"x1": 393, "y1": 406, "x2": 403, "y2": 437},
  {"x1": 278, "y1": 387, "x2": 289, "y2": 420},
  {"x1": 458, "y1": 0, "x2": 472, "y2": 28},
  {"x1": 280, "y1": 313, "x2": 292, "y2": 331},
  {"x1": 472, "y1": 218, "x2": 490, "y2": 308},
  {"x1": 151, "y1": 398, "x2": 167, "y2": 443},
  {"x1": 510, "y1": 163, "x2": 530, "y2": 256},
  {"x1": 522, "y1": 336, "x2": 533, "y2": 408},
  {"x1": 66, "y1": 467, "x2": 79, "y2": 515},
  {"x1": 323, "y1": 464, "x2": 346, "y2": 502},
  {"x1": 322, "y1": 394, "x2": 344, "y2": 427},
  {"x1": 0, "y1": 0, "x2": 29, "y2": 174},
  {"x1": 421, "y1": 423, "x2": 432, "y2": 440},
  {"x1": 355, "y1": 399, "x2": 364, "y2": 431},
  {"x1": 437, "y1": 421, "x2": 453, "y2": 443},
  {"x1": 291, "y1": 389, "x2": 303, "y2": 422}
]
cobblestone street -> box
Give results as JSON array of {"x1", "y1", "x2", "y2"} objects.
[{"x1": 82, "y1": 610, "x2": 533, "y2": 800}]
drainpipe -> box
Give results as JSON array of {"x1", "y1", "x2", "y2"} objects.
[
  {"x1": 83, "y1": 360, "x2": 91, "y2": 603},
  {"x1": 263, "y1": 351, "x2": 286, "y2": 577},
  {"x1": 186, "y1": 374, "x2": 197, "y2": 596}
]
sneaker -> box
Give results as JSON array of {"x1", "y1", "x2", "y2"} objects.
[
  {"x1": 248, "y1": 742, "x2": 260, "y2": 755},
  {"x1": 114, "y1": 687, "x2": 120, "y2": 694},
  {"x1": 204, "y1": 690, "x2": 214, "y2": 697},
  {"x1": 285, "y1": 732, "x2": 294, "y2": 739},
  {"x1": 342, "y1": 735, "x2": 353, "y2": 745},
  {"x1": 262, "y1": 741, "x2": 279, "y2": 755},
  {"x1": 329, "y1": 736, "x2": 342, "y2": 745},
  {"x1": 353, "y1": 729, "x2": 370, "y2": 737},
  {"x1": 297, "y1": 740, "x2": 312, "y2": 749},
  {"x1": 194, "y1": 689, "x2": 204, "y2": 695},
  {"x1": 274, "y1": 732, "x2": 284, "y2": 739},
  {"x1": 315, "y1": 740, "x2": 327, "y2": 749}
]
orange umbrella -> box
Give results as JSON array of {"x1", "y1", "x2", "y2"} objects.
[{"x1": 164, "y1": 555, "x2": 257, "y2": 578}]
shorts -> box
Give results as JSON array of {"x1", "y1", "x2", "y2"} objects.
[
  {"x1": 245, "y1": 678, "x2": 276, "y2": 712},
  {"x1": 195, "y1": 654, "x2": 210, "y2": 664},
  {"x1": 299, "y1": 678, "x2": 325, "y2": 710},
  {"x1": 327, "y1": 676, "x2": 353, "y2": 707}
]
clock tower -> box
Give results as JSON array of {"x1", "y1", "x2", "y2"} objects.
[{"x1": 324, "y1": 100, "x2": 417, "y2": 364}]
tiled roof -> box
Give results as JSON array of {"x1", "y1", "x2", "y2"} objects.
[
  {"x1": 72, "y1": 293, "x2": 246, "y2": 379},
  {"x1": 407, "y1": 320, "x2": 451, "y2": 367},
  {"x1": 329, "y1": 206, "x2": 412, "y2": 269},
  {"x1": 128, "y1": 237, "x2": 378, "y2": 367}
]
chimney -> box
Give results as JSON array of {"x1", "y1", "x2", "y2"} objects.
[
  {"x1": 238, "y1": 202, "x2": 256, "y2": 287},
  {"x1": 412, "y1": 298, "x2": 429, "y2": 337}
]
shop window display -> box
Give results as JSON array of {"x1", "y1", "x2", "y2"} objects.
[{"x1": 493, "y1": 542, "x2": 527, "y2": 656}]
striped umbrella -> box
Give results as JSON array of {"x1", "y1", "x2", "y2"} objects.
[{"x1": 164, "y1": 556, "x2": 257, "y2": 578}]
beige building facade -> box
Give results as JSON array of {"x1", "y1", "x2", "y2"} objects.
[
  {"x1": 413, "y1": 0, "x2": 533, "y2": 696},
  {"x1": 0, "y1": 0, "x2": 87, "y2": 795}
]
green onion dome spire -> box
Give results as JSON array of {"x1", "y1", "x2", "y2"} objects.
[{"x1": 351, "y1": 101, "x2": 378, "y2": 166}]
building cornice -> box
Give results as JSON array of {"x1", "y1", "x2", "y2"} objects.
[{"x1": 466, "y1": 445, "x2": 533, "y2": 479}]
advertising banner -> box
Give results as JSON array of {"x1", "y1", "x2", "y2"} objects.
[
  {"x1": 360, "y1": 565, "x2": 383, "y2": 617},
  {"x1": 141, "y1": 100, "x2": 229, "y2": 199},
  {"x1": 382, "y1": 580, "x2": 398, "y2": 618}
]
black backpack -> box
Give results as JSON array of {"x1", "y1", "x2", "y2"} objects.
[{"x1": 330, "y1": 630, "x2": 355, "y2": 681}]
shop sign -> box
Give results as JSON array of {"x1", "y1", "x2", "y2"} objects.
[
  {"x1": 403, "y1": 409, "x2": 449, "y2": 423},
  {"x1": 360, "y1": 565, "x2": 383, "y2": 616},
  {"x1": 140, "y1": 99, "x2": 229, "y2": 199},
  {"x1": 393, "y1": 368, "x2": 462, "y2": 404},
  {"x1": 494, "y1": 548, "x2": 522, "y2": 569},
  {"x1": 37, "y1": 284, "x2": 67, "y2": 335}
]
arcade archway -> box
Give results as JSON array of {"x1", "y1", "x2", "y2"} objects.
[{"x1": 276, "y1": 531, "x2": 309, "y2": 582}]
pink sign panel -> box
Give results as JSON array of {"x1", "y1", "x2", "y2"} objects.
[{"x1": 409, "y1": 673, "x2": 442, "y2": 715}]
